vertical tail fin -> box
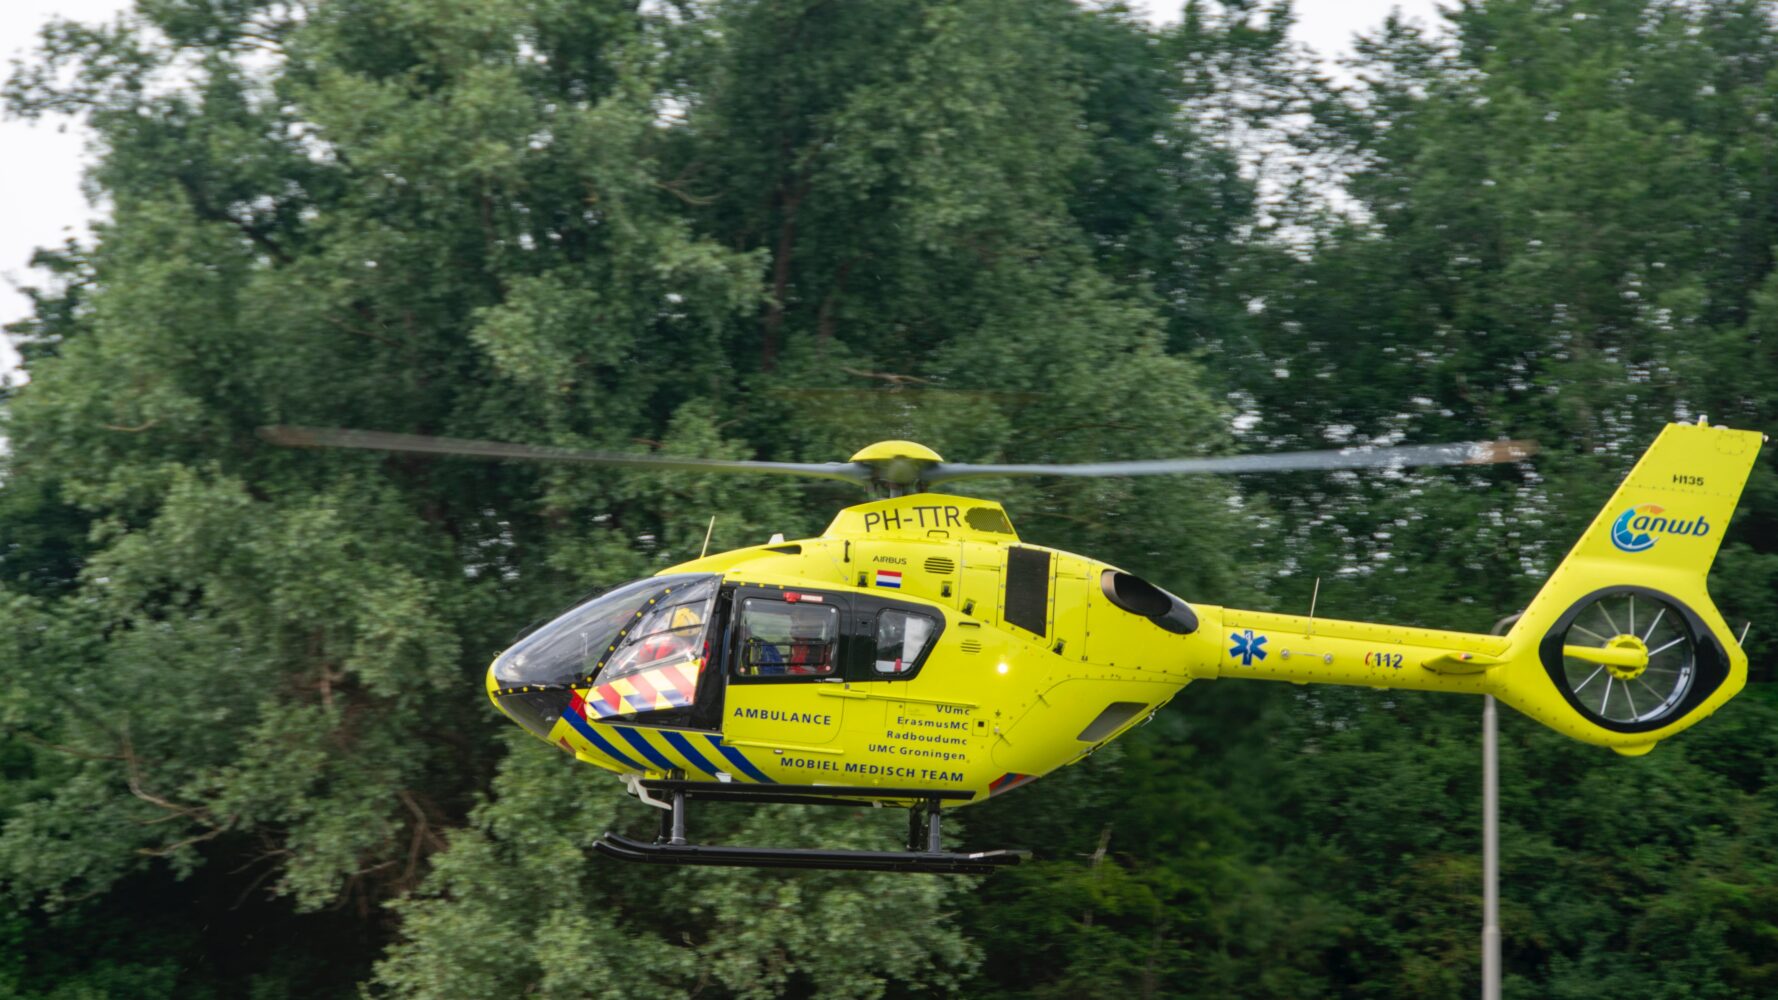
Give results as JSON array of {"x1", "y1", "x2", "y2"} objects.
[
  {"x1": 1495, "y1": 421, "x2": 1764, "y2": 753},
  {"x1": 1534, "y1": 421, "x2": 1757, "y2": 585}
]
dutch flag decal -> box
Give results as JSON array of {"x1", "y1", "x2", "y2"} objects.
[{"x1": 875, "y1": 569, "x2": 902, "y2": 589}]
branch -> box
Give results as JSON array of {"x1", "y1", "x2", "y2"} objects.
[
  {"x1": 174, "y1": 174, "x2": 292, "y2": 265},
  {"x1": 652, "y1": 177, "x2": 716, "y2": 206},
  {"x1": 321, "y1": 309, "x2": 404, "y2": 351},
  {"x1": 839, "y1": 366, "x2": 933, "y2": 386},
  {"x1": 117, "y1": 723, "x2": 231, "y2": 851},
  {"x1": 11, "y1": 731, "x2": 126, "y2": 761},
  {"x1": 1088, "y1": 824, "x2": 1112, "y2": 868}
]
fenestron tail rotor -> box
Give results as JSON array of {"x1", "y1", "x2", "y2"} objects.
[
  {"x1": 259, "y1": 426, "x2": 1537, "y2": 495},
  {"x1": 1555, "y1": 590, "x2": 1699, "y2": 727}
]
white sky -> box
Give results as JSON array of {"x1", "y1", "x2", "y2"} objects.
[
  {"x1": 0, "y1": 0, "x2": 1445, "y2": 381},
  {"x1": 1, "y1": 0, "x2": 132, "y2": 382}
]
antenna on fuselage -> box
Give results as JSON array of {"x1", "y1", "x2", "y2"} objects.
[
  {"x1": 701, "y1": 515, "x2": 716, "y2": 559},
  {"x1": 1307, "y1": 577, "x2": 1321, "y2": 636}
]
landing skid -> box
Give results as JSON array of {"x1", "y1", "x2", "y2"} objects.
[{"x1": 592, "y1": 780, "x2": 1027, "y2": 875}]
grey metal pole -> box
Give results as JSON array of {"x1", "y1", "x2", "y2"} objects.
[
  {"x1": 1483, "y1": 613, "x2": 1518, "y2": 1000},
  {"x1": 1483, "y1": 694, "x2": 1501, "y2": 1000}
]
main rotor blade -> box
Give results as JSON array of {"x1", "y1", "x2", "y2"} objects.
[
  {"x1": 258, "y1": 426, "x2": 870, "y2": 485},
  {"x1": 924, "y1": 439, "x2": 1537, "y2": 484}
]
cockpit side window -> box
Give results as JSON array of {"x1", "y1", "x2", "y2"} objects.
[
  {"x1": 873, "y1": 610, "x2": 937, "y2": 674},
  {"x1": 734, "y1": 599, "x2": 839, "y2": 677}
]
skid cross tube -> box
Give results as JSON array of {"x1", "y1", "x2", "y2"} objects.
[{"x1": 593, "y1": 780, "x2": 1027, "y2": 874}]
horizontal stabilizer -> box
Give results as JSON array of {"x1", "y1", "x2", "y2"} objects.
[{"x1": 1421, "y1": 652, "x2": 1506, "y2": 674}]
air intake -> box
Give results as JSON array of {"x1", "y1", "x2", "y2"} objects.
[
  {"x1": 1100, "y1": 570, "x2": 1198, "y2": 635},
  {"x1": 925, "y1": 557, "x2": 956, "y2": 575}
]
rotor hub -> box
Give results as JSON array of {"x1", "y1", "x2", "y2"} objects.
[
  {"x1": 849, "y1": 440, "x2": 945, "y2": 495},
  {"x1": 1603, "y1": 634, "x2": 1649, "y2": 681}
]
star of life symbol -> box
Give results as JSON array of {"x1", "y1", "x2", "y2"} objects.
[{"x1": 1229, "y1": 629, "x2": 1268, "y2": 666}]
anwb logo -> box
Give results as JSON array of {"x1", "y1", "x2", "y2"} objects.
[{"x1": 1610, "y1": 503, "x2": 1711, "y2": 553}]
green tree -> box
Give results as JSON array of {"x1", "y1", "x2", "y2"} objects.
[
  {"x1": 8, "y1": 0, "x2": 1776, "y2": 996},
  {"x1": 1, "y1": 0, "x2": 1259, "y2": 994}
]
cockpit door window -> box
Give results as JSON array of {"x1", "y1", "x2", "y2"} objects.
[
  {"x1": 734, "y1": 598, "x2": 841, "y2": 678},
  {"x1": 598, "y1": 582, "x2": 716, "y2": 687},
  {"x1": 579, "y1": 577, "x2": 717, "y2": 723}
]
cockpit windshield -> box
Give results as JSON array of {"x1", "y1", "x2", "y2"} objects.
[{"x1": 491, "y1": 574, "x2": 719, "y2": 689}]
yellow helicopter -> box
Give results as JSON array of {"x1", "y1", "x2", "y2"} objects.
[{"x1": 264, "y1": 419, "x2": 1763, "y2": 873}]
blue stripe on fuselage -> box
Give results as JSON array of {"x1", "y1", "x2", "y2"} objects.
[
  {"x1": 660, "y1": 730, "x2": 722, "y2": 778},
  {"x1": 703, "y1": 734, "x2": 774, "y2": 783},
  {"x1": 562, "y1": 711, "x2": 645, "y2": 771},
  {"x1": 612, "y1": 726, "x2": 678, "y2": 772}
]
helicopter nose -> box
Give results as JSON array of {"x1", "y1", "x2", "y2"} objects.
[{"x1": 486, "y1": 663, "x2": 574, "y2": 744}]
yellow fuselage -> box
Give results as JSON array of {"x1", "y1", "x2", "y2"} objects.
[
  {"x1": 486, "y1": 496, "x2": 1571, "y2": 809},
  {"x1": 489, "y1": 422, "x2": 1762, "y2": 807}
]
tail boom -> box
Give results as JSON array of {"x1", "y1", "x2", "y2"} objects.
[
  {"x1": 1200, "y1": 422, "x2": 1764, "y2": 755},
  {"x1": 1212, "y1": 609, "x2": 1506, "y2": 696}
]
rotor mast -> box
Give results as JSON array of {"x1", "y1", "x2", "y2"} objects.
[{"x1": 848, "y1": 440, "x2": 946, "y2": 497}]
